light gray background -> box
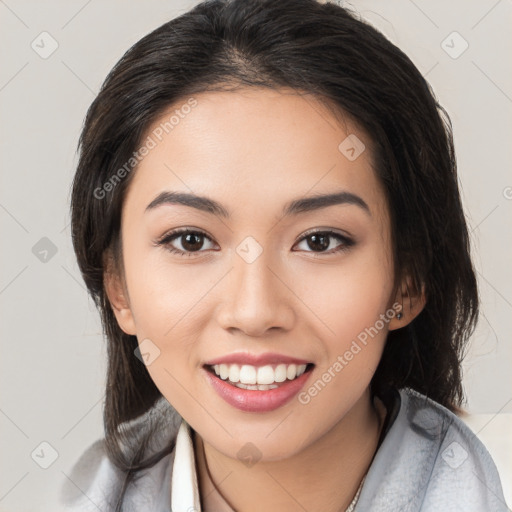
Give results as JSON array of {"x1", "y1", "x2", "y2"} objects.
[{"x1": 1, "y1": 1, "x2": 511, "y2": 511}]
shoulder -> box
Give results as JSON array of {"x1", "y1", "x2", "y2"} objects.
[
  {"x1": 59, "y1": 437, "x2": 125, "y2": 512},
  {"x1": 401, "y1": 388, "x2": 508, "y2": 510},
  {"x1": 59, "y1": 398, "x2": 181, "y2": 512},
  {"x1": 357, "y1": 387, "x2": 509, "y2": 512}
]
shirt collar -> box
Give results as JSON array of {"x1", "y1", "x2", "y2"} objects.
[
  {"x1": 171, "y1": 419, "x2": 202, "y2": 512},
  {"x1": 167, "y1": 391, "x2": 400, "y2": 512}
]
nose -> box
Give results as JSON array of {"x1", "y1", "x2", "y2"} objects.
[{"x1": 216, "y1": 248, "x2": 295, "y2": 337}]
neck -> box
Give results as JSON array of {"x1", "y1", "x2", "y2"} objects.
[{"x1": 194, "y1": 388, "x2": 386, "y2": 512}]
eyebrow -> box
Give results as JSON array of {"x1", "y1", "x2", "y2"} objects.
[{"x1": 145, "y1": 190, "x2": 371, "y2": 218}]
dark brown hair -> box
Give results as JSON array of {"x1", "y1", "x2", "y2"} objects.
[{"x1": 70, "y1": 0, "x2": 479, "y2": 508}]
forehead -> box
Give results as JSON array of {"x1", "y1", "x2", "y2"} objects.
[{"x1": 123, "y1": 87, "x2": 387, "y2": 224}]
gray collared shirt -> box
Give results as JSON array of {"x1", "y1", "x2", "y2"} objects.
[{"x1": 60, "y1": 388, "x2": 509, "y2": 511}]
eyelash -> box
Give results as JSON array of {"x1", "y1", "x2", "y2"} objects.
[{"x1": 155, "y1": 228, "x2": 355, "y2": 258}]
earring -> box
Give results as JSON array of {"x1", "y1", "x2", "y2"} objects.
[{"x1": 397, "y1": 310, "x2": 403, "y2": 320}]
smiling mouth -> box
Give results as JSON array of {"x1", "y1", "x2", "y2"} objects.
[{"x1": 203, "y1": 362, "x2": 315, "y2": 390}]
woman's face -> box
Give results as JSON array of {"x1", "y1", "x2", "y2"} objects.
[{"x1": 108, "y1": 87, "x2": 402, "y2": 461}]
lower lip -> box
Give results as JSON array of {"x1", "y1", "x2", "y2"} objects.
[{"x1": 203, "y1": 366, "x2": 314, "y2": 413}]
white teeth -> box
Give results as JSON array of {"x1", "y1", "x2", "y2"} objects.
[
  {"x1": 239, "y1": 365, "x2": 257, "y2": 384},
  {"x1": 286, "y1": 364, "x2": 297, "y2": 380},
  {"x1": 274, "y1": 364, "x2": 287, "y2": 382},
  {"x1": 210, "y1": 363, "x2": 308, "y2": 385},
  {"x1": 258, "y1": 384, "x2": 279, "y2": 390},
  {"x1": 228, "y1": 364, "x2": 240, "y2": 383},
  {"x1": 219, "y1": 364, "x2": 229, "y2": 380},
  {"x1": 233, "y1": 382, "x2": 279, "y2": 390},
  {"x1": 257, "y1": 365, "x2": 275, "y2": 385}
]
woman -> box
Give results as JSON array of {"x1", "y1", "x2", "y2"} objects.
[{"x1": 60, "y1": 0, "x2": 508, "y2": 510}]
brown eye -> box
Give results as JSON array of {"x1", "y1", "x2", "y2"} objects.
[
  {"x1": 294, "y1": 230, "x2": 354, "y2": 254},
  {"x1": 306, "y1": 233, "x2": 330, "y2": 251},
  {"x1": 156, "y1": 229, "x2": 216, "y2": 256},
  {"x1": 180, "y1": 232, "x2": 206, "y2": 251}
]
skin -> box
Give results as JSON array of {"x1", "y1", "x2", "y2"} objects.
[{"x1": 105, "y1": 87, "x2": 426, "y2": 512}]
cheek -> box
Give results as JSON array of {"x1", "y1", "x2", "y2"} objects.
[
  {"x1": 125, "y1": 233, "x2": 393, "y2": 348},
  {"x1": 123, "y1": 250, "x2": 210, "y2": 407},
  {"x1": 296, "y1": 257, "x2": 392, "y2": 417},
  {"x1": 123, "y1": 243, "x2": 211, "y2": 336},
  {"x1": 297, "y1": 250, "x2": 393, "y2": 343}
]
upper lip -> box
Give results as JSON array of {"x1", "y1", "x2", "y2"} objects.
[{"x1": 203, "y1": 352, "x2": 313, "y2": 367}]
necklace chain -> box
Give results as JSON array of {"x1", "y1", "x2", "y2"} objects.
[
  {"x1": 196, "y1": 392, "x2": 385, "y2": 512},
  {"x1": 343, "y1": 474, "x2": 365, "y2": 512},
  {"x1": 198, "y1": 438, "x2": 366, "y2": 512}
]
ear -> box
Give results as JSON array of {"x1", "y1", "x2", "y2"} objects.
[
  {"x1": 103, "y1": 251, "x2": 137, "y2": 336},
  {"x1": 388, "y1": 276, "x2": 426, "y2": 331}
]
